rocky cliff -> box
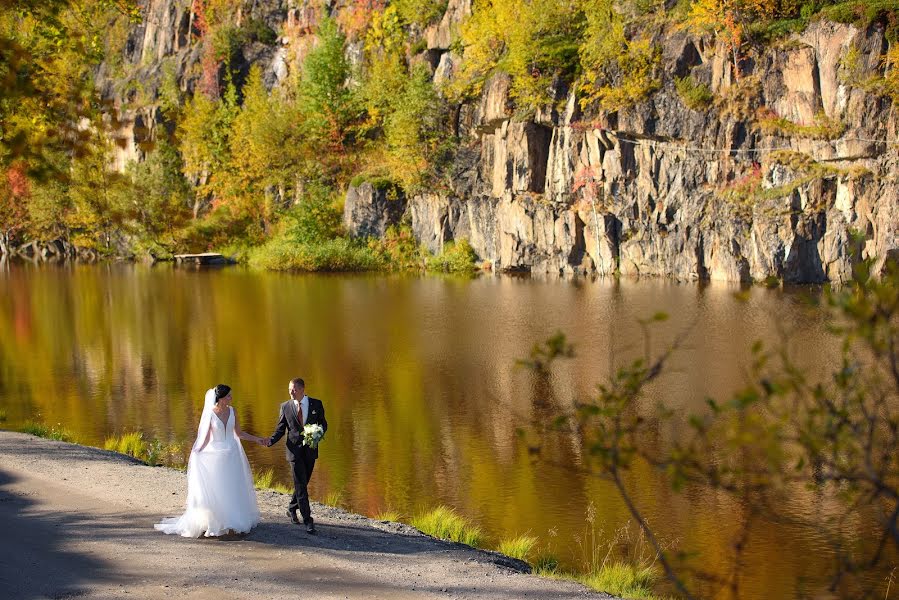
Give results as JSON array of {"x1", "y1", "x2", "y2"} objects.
[{"x1": 105, "y1": 1, "x2": 898, "y2": 282}]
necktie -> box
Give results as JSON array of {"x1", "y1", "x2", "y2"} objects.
[{"x1": 298, "y1": 401, "x2": 304, "y2": 426}]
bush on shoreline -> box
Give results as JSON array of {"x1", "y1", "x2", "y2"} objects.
[{"x1": 248, "y1": 237, "x2": 384, "y2": 272}]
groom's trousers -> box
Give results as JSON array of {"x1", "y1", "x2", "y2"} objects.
[{"x1": 288, "y1": 452, "x2": 316, "y2": 523}]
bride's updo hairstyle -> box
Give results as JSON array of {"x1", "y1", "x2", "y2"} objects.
[{"x1": 214, "y1": 384, "x2": 231, "y2": 403}]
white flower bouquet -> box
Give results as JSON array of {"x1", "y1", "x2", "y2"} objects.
[{"x1": 302, "y1": 423, "x2": 325, "y2": 449}]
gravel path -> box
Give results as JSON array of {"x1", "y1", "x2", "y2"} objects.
[{"x1": 0, "y1": 431, "x2": 614, "y2": 600}]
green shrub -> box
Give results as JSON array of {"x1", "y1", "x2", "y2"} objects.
[
  {"x1": 426, "y1": 239, "x2": 478, "y2": 274},
  {"x1": 242, "y1": 18, "x2": 278, "y2": 45},
  {"x1": 411, "y1": 506, "x2": 483, "y2": 547},
  {"x1": 394, "y1": 0, "x2": 447, "y2": 27},
  {"x1": 368, "y1": 225, "x2": 427, "y2": 271},
  {"x1": 282, "y1": 186, "x2": 343, "y2": 245},
  {"x1": 757, "y1": 108, "x2": 846, "y2": 140},
  {"x1": 674, "y1": 75, "x2": 712, "y2": 110},
  {"x1": 249, "y1": 237, "x2": 383, "y2": 272}
]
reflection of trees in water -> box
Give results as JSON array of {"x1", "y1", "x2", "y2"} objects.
[{"x1": 3, "y1": 265, "x2": 882, "y2": 598}]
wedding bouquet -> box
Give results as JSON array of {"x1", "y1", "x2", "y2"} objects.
[{"x1": 302, "y1": 423, "x2": 325, "y2": 449}]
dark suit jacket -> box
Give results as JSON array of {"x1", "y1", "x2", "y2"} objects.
[{"x1": 269, "y1": 397, "x2": 328, "y2": 461}]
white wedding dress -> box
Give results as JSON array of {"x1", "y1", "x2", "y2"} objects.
[{"x1": 155, "y1": 391, "x2": 260, "y2": 537}]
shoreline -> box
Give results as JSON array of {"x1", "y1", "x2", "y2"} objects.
[{"x1": 0, "y1": 430, "x2": 614, "y2": 599}]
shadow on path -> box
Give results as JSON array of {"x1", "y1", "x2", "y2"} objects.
[{"x1": 0, "y1": 468, "x2": 119, "y2": 599}]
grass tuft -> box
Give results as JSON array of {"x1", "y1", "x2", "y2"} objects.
[
  {"x1": 532, "y1": 554, "x2": 560, "y2": 576},
  {"x1": 578, "y1": 562, "x2": 661, "y2": 600},
  {"x1": 374, "y1": 509, "x2": 401, "y2": 522},
  {"x1": 323, "y1": 489, "x2": 347, "y2": 508},
  {"x1": 253, "y1": 468, "x2": 291, "y2": 494},
  {"x1": 411, "y1": 505, "x2": 483, "y2": 547},
  {"x1": 103, "y1": 432, "x2": 183, "y2": 467},
  {"x1": 497, "y1": 534, "x2": 539, "y2": 562},
  {"x1": 21, "y1": 421, "x2": 74, "y2": 442}
]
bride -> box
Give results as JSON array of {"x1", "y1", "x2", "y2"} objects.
[{"x1": 155, "y1": 384, "x2": 267, "y2": 537}]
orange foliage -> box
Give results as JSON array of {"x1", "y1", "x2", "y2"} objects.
[
  {"x1": 6, "y1": 163, "x2": 30, "y2": 199},
  {"x1": 336, "y1": 0, "x2": 386, "y2": 38},
  {"x1": 192, "y1": 0, "x2": 219, "y2": 98}
]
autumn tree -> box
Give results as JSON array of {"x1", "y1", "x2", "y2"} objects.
[
  {"x1": 450, "y1": 0, "x2": 586, "y2": 109},
  {"x1": 298, "y1": 17, "x2": 358, "y2": 159}
]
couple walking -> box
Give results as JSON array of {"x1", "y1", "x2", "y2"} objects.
[{"x1": 155, "y1": 377, "x2": 327, "y2": 537}]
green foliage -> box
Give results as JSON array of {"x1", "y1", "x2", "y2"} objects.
[
  {"x1": 532, "y1": 554, "x2": 561, "y2": 575},
  {"x1": 178, "y1": 81, "x2": 239, "y2": 189},
  {"x1": 383, "y1": 64, "x2": 445, "y2": 191},
  {"x1": 425, "y1": 239, "x2": 478, "y2": 273},
  {"x1": 298, "y1": 17, "x2": 357, "y2": 154},
  {"x1": 64, "y1": 135, "x2": 131, "y2": 251},
  {"x1": 451, "y1": 0, "x2": 659, "y2": 111},
  {"x1": 756, "y1": 108, "x2": 846, "y2": 139},
  {"x1": 104, "y1": 431, "x2": 147, "y2": 457},
  {"x1": 393, "y1": 0, "x2": 448, "y2": 27},
  {"x1": 674, "y1": 75, "x2": 713, "y2": 110},
  {"x1": 0, "y1": 0, "x2": 139, "y2": 173},
  {"x1": 120, "y1": 139, "x2": 193, "y2": 255},
  {"x1": 249, "y1": 237, "x2": 383, "y2": 272},
  {"x1": 368, "y1": 225, "x2": 427, "y2": 271},
  {"x1": 411, "y1": 505, "x2": 484, "y2": 547},
  {"x1": 578, "y1": 0, "x2": 659, "y2": 111},
  {"x1": 497, "y1": 535, "x2": 539, "y2": 562},
  {"x1": 451, "y1": 0, "x2": 586, "y2": 108},
  {"x1": 280, "y1": 186, "x2": 343, "y2": 244},
  {"x1": 357, "y1": 8, "x2": 447, "y2": 192}
]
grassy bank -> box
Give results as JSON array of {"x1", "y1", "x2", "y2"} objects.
[{"x1": 246, "y1": 225, "x2": 479, "y2": 275}]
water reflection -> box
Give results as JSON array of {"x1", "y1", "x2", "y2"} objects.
[{"x1": 0, "y1": 263, "x2": 844, "y2": 596}]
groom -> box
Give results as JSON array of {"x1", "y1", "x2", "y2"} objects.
[{"x1": 268, "y1": 377, "x2": 327, "y2": 534}]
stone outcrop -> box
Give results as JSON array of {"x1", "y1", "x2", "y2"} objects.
[
  {"x1": 395, "y1": 19, "x2": 898, "y2": 283},
  {"x1": 343, "y1": 182, "x2": 408, "y2": 238},
  {"x1": 90, "y1": 2, "x2": 898, "y2": 282}
]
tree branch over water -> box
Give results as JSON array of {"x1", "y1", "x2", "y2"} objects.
[{"x1": 520, "y1": 257, "x2": 899, "y2": 599}]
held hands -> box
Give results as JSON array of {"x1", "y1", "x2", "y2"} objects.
[{"x1": 256, "y1": 437, "x2": 272, "y2": 447}]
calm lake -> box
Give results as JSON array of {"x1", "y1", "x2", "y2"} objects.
[{"x1": 0, "y1": 262, "x2": 855, "y2": 596}]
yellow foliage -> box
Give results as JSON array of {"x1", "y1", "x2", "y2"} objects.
[{"x1": 578, "y1": 0, "x2": 659, "y2": 111}]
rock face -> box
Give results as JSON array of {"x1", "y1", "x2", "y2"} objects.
[
  {"x1": 343, "y1": 183, "x2": 407, "y2": 238},
  {"x1": 96, "y1": 3, "x2": 898, "y2": 282},
  {"x1": 396, "y1": 19, "x2": 898, "y2": 283}
]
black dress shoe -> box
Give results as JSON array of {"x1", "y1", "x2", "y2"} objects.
[
  {"x1": 287, "y1": 510, "x2": 300, "y2": 524},
  {"x1": 305, "y1": 521, "x2": 316, "y2": 534}
]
